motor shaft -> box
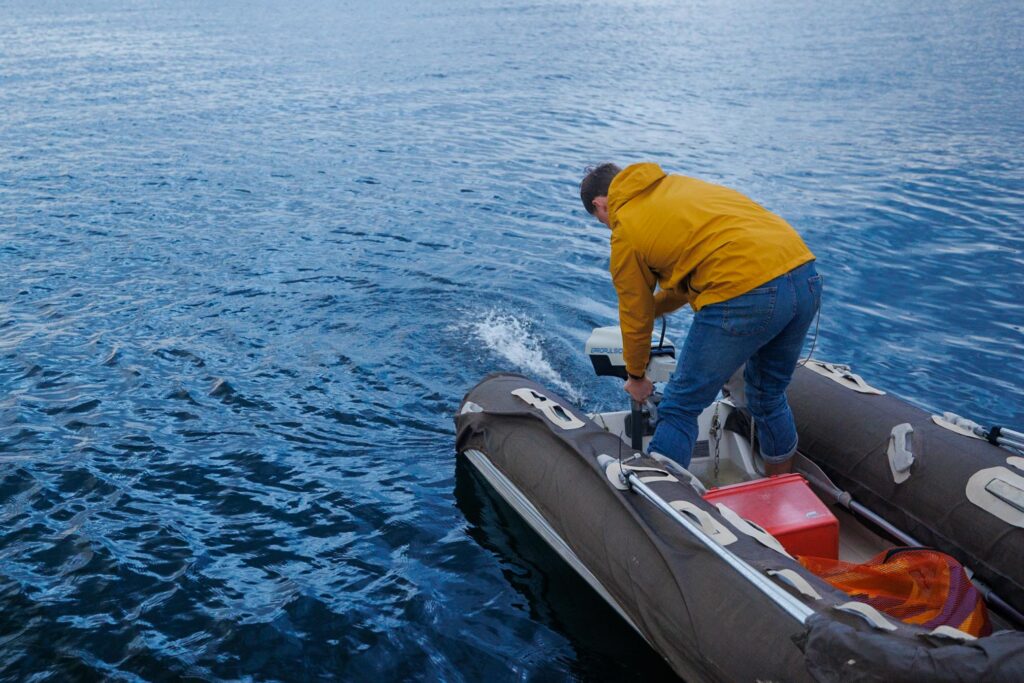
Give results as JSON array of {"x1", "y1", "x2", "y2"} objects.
[{"x1": 630, "y1": 400, "x2": 644, "y2": 451}]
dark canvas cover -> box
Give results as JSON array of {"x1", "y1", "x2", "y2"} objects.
[
  {"x1": 455, "y1": 373, "x2": 1024, "y2": 682},
  {"x1": 801, "y1": 615, "x2": 1024, "y2": 683}
]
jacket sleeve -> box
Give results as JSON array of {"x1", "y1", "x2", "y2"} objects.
[
  {"x1": 610, "y1": 232, "x2": 656, "y2": 377},
  {"x1": 654, "y1": 287, "x2": 690, "y2": 317}
]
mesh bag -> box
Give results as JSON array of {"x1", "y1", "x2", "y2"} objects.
[{"x1": 799, "y1": 547, "x2": 992, "y2": 637}]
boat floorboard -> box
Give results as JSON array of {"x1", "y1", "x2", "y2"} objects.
[{"x1": 833, "y1": 505, "x2": 892, "y2": 564}]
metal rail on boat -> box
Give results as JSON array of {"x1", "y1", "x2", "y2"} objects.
[{"x1": 613, "y1": 461, "x2": 815, "y2": 626}]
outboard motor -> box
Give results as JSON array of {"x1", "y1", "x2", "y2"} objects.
[
  {"x1": 585, "y1": 325, "x2": 677, "y2": 382},
  {"x1": 586, "y1": 326, "x2": 677, "y2": 448}
]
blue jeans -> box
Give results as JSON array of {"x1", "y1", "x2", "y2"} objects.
[{"x1": 648, "y1": 261, "x2": 822, "y2": 467}]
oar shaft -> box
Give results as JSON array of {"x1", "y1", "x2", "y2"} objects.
[
  {"x1": 941, "y1": 414, "x2": 1024, "y2": 450},
  {"x1": 997, "y1": 437, "x2": 1024, "y2": 453},
  {"x1": 970, "y1": 576, "x2": 1024, "y2": 629},
  {"x1": 995, "y1": 434, "x2": 1024, "y2": 450},
  {"x1": 998, "y1": 426, "x2": 1024, "y2": 442},
  {"x1": 848, "y1": 500, "x2": 919, "y2": 546}
]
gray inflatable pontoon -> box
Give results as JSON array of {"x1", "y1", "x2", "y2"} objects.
[{"x1": 454, "y1": 360, "x2": 1024, "y2": 682}]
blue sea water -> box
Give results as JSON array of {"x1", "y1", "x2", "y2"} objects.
[{"x1": 1, "y1": 0, "x2": 1022, "y2": 679}]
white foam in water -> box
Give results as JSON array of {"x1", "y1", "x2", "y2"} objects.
[{"x1": 470, "y1": 311, "x2": 583, "y2": 404}]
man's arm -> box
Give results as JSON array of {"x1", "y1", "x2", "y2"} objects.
[
  {"x1": 610, "y1": 233, "x2": 656, "y2": 378},
  {"x1": 654, "y1": 288, "x2": 690, "y2": 317}
]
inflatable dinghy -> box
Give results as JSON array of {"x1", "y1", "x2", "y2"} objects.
[{"x1": 454, "y1": 328, "x2": 1024, "y2": 682}]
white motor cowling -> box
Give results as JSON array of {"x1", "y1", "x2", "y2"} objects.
[{"x1": 585, "y1": 326, "x2": 676, "y2": 383}]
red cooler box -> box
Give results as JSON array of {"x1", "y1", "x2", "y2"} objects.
[{"x1": 703, "y1": 474, "x2": 838, "y2": 559}]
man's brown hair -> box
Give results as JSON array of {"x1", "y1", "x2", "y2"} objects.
[{"x1": 579, "y1": 163, "x2": 622, "y2": 214}]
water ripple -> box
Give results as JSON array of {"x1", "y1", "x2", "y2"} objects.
[{"x1": 1, "y1": 0, "x2": 1022, "y2": 680}]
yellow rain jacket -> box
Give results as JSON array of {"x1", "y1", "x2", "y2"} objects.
[{"x1": 608, "y1": 162, "x2": 815, "y2": 376}]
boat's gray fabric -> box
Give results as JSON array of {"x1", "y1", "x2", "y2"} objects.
[
  {"x1": 801, "y1": 614, "x2": 1024, "y2": 682},
  {"x1": 455, "y1": 373, "x2": 1024, "y2": 682},
  {"x1": 787, "y1": 365, "x2": 1024, "y2": 617}
]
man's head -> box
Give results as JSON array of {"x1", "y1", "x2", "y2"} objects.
[{"x1": 580, "y1": 163, "x2": 621, "y2": 227}]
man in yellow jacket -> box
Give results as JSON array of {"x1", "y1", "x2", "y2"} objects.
[{"x1": 580, "y1": 162, "x2": 822, "y2": 474}]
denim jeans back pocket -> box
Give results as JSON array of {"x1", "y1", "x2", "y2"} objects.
[
  {"x1": 720, "y1": 286, "x2": 777, "y2": 337},
  {"x1": 807, "y1": 274, "x2": 823, "y2": 309}
]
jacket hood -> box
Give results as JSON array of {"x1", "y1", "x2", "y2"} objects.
[{"x1": 607, "y1": 162, "x2": 667, "y2": 221}]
